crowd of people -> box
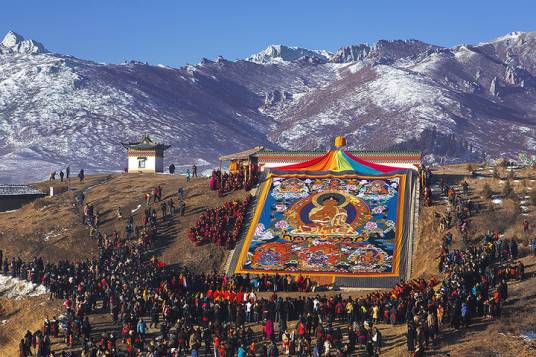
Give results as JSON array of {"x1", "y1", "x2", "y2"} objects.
[
  {"x1": 413, "y1": 177, "x2": 527, "y2": 353},
  {"x1": 3, "y1": 232, "x2": 525, "y2": 357},
  {"x1": 49, "y1": 167, "x2": 85, "y2": 183},
  {"x1": 1, "y1": 169, "x2": 531, "y2": 357},
  {"x1": 210, "y1": 170, "x2": 257, "y2": 196},
  {"x1": 1, "y1": 186, "x2": 334, "y2": 356},
  {"x1": 4, "y1": 218, "x2": 165, "y2": 356},
  {"x1": 188, "y1": 196, "x2": 252, "y2": 248},
  {"x1": 184, "y1": 165, "x2": 198, "y2": 183},
  {"x1": 144, "y1": 186, "x2": 165, "y2": 206}
]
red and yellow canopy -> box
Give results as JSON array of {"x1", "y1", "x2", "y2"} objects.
[{"x1": 276, "y1": 150, "x2": 402, "y2": 174}]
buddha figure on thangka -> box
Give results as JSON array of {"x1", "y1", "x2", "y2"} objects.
[
  {"x1": 283, "y1": 190, "x2": 371, "y2": 239},
  {"x1": 240, "y1": 175, "x2": 403, "y2": 274}
]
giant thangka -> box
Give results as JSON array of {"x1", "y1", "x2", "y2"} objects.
[{"x1": 230, "y1": 150, "x2": 419, "y2": 288}]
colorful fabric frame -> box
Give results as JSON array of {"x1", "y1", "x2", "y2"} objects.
[
  {"x1": 234, "y1": 170, "x2": 411, "y2": 278},
  {"x1": 276, "y1": 150, "x2": 403, "y2": 174}
]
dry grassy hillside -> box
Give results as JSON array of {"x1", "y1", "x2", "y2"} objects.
[
  {"x1": 413, "y1": 164, "x2": 536, "y2": 279},
  {"x1": 0, "y1": 173, "x2": 248, "y2": 271},
  {"x1": 1, "y1": 166, "x2": 535, "y2": 356},
  {"x1": 407, "y1": 164, "x2": 536, "y2": 356},
  {"x1": 0, "y1": 172, "x2": 250, "y2": 355},
  {"x1": 0, "y1": 297, "x2": 64, "y2": 354}
]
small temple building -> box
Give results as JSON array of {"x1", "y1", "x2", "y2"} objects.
[{"x1": 121, "y1": 135, "x2": 170, "y2": 173}]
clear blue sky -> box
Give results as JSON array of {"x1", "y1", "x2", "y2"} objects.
[{"x1": 1, "y1": 0, "x2": 535, "y2": 66}]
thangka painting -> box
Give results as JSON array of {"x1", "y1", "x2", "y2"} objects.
[{"x1": 237, "y1": 174, "x2": 406, "y2": 276}]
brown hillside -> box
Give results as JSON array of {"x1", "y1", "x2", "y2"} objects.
[
  {"x1": 0, "y1": 173, "x2": 248, "y2": 272},
  {"x1": 413, "y1": 164, "x2": 536, "y2": 279},
  {"x1": 1, "y1": 166, "x2": 536, "y2": 356}
]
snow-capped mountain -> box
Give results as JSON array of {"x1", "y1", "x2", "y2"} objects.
[
  {"x1": 1, "y1": 30, "x2": 536, "y2": 183},
  {"x1": 247, "y1": 45, "x2": 331, "y2": 63},
  {"x1": 1, "y1": 31, "x2": 47, "y2": 54}
]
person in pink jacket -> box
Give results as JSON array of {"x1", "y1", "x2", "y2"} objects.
[{"x1": 264, "y1": 318, "x2": 274, "y2": 341}]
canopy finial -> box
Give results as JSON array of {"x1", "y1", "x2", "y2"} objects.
[{"x1": 335, "y1": 136, "x2": 346, "y2": 148}]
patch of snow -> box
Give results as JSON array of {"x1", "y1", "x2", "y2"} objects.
[
  {"x1": 0, "y1": 275, "x2": 48, "y2": 299},
  {"x1": 0, "y1": 209, "x2": 18, "y2": 213},
  {"x1": 200, "y1": 168, "x2": 215, "y2": 177},
  {"x1": 131, "y1": 204, "x2": 141, "y2": 213},
  {"x1": 194, "y1": 158, "x2": 211, "y2": 166},
  {"x1": 0, "y1": 31, "x2": 47, "y2": 54},
  {"x1": 492, "y1": 198, "x2": 503, "y2": 204},
  {"x1": 43, "y1": 228, "x2": 66, "y2": 241},
  {"x1": 348, "y1": 62, "x2": 365, "y2": 74},
  {"x1": 517, "y1": 126, "x2": 532, "y2": 133},
  {"x1": 480, "y1": 31, "x2": 523, "y2": 45},
  {"x1": 247, "y1": 44, "x2": 331, "y2": 63},
  {"x1": 1, "y1": 30, "x2": 536, "y2": 183}
]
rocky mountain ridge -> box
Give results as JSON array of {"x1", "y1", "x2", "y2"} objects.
[
  {"x1": 1, "y1": 30, "x2": 536, "y2": 183},
  {"x1": 0, "y1": 31, "x2": 47, "y2": 55}
]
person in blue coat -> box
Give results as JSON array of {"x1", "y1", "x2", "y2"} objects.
[
  {"x1": 136, "y1": 319, "x2": 147, "y2": 341},
  {"x1": 237, "y1": 344, "x2": 246, "y2": 357}
]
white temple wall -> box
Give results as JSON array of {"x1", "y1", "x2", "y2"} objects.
[{"x1": 128, "y1": 155, "x2": 157, "y2": 173}]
